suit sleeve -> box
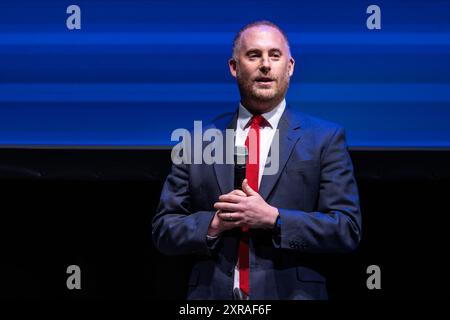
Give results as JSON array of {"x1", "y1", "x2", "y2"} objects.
[
  {"x1": 274, "y1": 126, "x2": 362, "y2": 253},
  {"x1": 151, "y1": 162, "x2": 216, "y2": 256}
]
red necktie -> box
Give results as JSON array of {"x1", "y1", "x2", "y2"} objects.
[{"x1": 238, "y1": 114, "x2": 264, "y2": 297}]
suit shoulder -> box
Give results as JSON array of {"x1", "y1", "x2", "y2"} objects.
[
  {"x1": 211, "y1": 112, "x2": 235, "y2": 124},
  {"x1": 205, "y1": 111, "x2": 236, "y2": 130},
  {"x1": 289, "y1": 109, "x2": 349, "y2": 155},
  {"x1": 292, "y1": 110, "x2": 343, "y2": 133}
]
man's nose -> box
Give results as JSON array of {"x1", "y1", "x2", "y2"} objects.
[{"x1": 259, "y1": 57, "x2": 271, "y2": 73}]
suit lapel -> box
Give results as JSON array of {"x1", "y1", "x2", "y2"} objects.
[
  {"x1": 259, "y1": 107, "x2": 302, "y2": 200},
  {"x1": 213, "y1": 111, "x2": 238, "y2": 195},
  {"x1": 211, "y1": 111, "x2": 240, "y2": 271}
]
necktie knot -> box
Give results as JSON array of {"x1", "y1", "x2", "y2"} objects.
[{"x1": 248, "y1": 114, "x2": 266, "y2": 128}]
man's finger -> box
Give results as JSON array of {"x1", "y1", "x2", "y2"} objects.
[
  {"x1": 218, "y1": 194, "x2": 246, "y2": 203},
  {"x1": 214, "y1": 202, "x2": 241, "y2": 212},
  {"x1": 218, "y1": 212, "x2": 244, "y2": 223},
  {"x1": 242, "y1": 179, "x2": 258, "y2": 196},
  {"x1": 228, "y1": 189, "x2": 247, "y2": 197}
]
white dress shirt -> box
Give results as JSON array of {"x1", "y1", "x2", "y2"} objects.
[
  {"x1": 235, "y1": 99, "x2": 286, "y2": 187},
  {"x1": 233, "y1": 99, "x2": 286, "y2": 295}
]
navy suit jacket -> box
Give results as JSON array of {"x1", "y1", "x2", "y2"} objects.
[{"x1": 152, "y1": 106, "x2": 361, "y2": 300}]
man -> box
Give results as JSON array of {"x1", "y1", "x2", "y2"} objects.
[{"x1": 152, "y1": 21, "x2": 361, "y2": 300}]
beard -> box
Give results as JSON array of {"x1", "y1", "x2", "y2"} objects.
[{"x1": 236, "y1": 68, "x2": 290, "y2": 103}]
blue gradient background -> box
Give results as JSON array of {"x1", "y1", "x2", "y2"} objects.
[{"x1": 0, "y1": 0, "x2": 449, "y2": 148}]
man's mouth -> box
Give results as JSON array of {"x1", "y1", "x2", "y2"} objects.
[
  {"x1": 255, "y1": 77, "x2": 274, "y2": 83},
  {"x1": 254, "y1": 77, "x2": 275, "y2": 88}
]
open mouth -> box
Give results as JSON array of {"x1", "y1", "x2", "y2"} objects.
[
  {"x1": 255, "y1": 77, "x2": 274, "y2": 83},
  {"x1": 255, "y1": 77, "x2": 275, "y2": 86}
]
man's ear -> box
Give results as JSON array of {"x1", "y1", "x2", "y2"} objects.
[
  {"x1": 228, "y1": 58, "x2": 237, "y2": 78},
  {"x1": 288, "y1": 57, "x2": 295, "y2": 77}
]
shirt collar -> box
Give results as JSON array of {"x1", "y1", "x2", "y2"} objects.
[{"x1": 238, "y1": 99, "x2": 286, "y2": 130}]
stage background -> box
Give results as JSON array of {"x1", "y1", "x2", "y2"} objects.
[
  {"x1": 0, "y1": 0, "x2": 449, "y2": 300},
  {"x1": 0, "y1": 0, "x2": 449, "y2": 148}
]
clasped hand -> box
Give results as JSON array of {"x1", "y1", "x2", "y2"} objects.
[{"x1": 207, "y1": 179, "x2": 279, "y2": 237}]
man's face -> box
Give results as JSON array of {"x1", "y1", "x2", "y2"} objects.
[{"x1": 229, "y1": 26, "x2": 295, "y2": 112}]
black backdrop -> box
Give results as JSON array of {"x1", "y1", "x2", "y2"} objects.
[{"x1": 1, "y1": 148, "x2": 449, "y2": 299}]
